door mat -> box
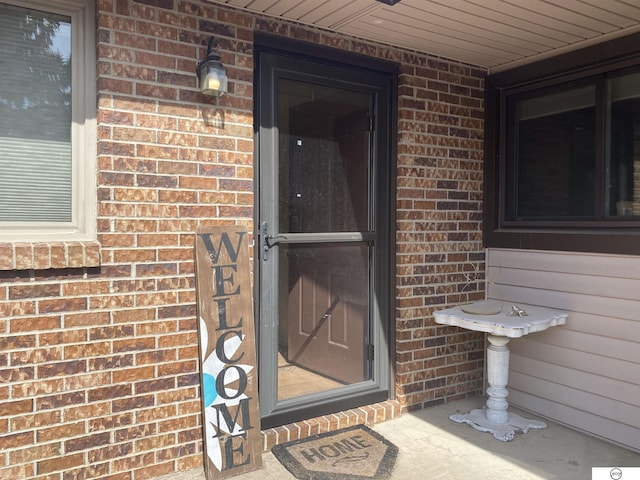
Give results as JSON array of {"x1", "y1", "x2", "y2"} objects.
[{"x1": 271, "y1": 425, "x2": 398, "y2": 480}]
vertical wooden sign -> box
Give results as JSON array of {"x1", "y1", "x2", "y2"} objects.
[{"x1": 195, "y1": 226, "x2": 262, "y2": 479}]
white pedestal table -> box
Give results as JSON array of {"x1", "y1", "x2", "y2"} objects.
[{"x1": 434, "y1": 303, "x2": 568, "y2": 441}]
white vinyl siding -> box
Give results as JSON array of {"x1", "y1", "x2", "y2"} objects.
[{"x1": 487, "y1": 248, "x2": 640, "y2": 453}]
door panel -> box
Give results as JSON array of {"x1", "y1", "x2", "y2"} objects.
[
  {"x1": 271, "y1": 79, "x2": 373, "y2": 400},
  {"x1": 257, "y1": 47, "x2": 393, "y2": 427},
  {"x1": 283, "y1": 93, "x2": 370, "y2": 234},
  {"x1": 286, "y1": 244, "x2": 369, "y2": 385},
  {"x1": 279, "y1": 90, "x2": 371, "y2": 388}
]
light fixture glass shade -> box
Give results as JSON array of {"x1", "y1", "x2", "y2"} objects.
[
  {"x1": 196, "y1": 37, "x2": 228, "y2": 97},
  {"x1": 197, "y1": 59, "x2": 227, "y2": 97}
]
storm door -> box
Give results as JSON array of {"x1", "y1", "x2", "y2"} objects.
[{"x1": 257, "y1": 45, "x2": 394, "y2": 428}]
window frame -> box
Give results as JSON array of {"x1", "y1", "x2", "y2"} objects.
[
  {"x1": 0, "y1": 0, "x2": 96, "y2": 242},
  {"x1": 485, "y1": 32, "x2": 640, "y2": 255}
]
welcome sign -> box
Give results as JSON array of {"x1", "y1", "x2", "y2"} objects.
[{"x1": 195, "y1": 226, "x2": 262, "y2": 479}]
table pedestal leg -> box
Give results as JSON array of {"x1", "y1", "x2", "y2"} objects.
[{"x1": 449, "y1": 334, "x2": 547, "y2": 441}]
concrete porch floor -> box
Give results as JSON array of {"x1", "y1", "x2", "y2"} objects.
[{"x1": 161, "y1": 398, "x2": 640, "y2": 480}]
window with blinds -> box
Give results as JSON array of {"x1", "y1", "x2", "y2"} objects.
[
  {"x1": 0, "y1": 4, "x2": 72, "y2": 222},
  {"x1": 0, "y1": 0, "x2": 96, "y2": 242}
]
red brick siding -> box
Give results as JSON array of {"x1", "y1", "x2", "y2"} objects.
[
  {"x1": 395, "y1": 56, "x2": 485, "y2": 410},
  {"x1": 0, "y1": 0, "x2": 485, "y2": 478}
]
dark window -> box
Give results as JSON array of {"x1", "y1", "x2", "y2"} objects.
[
  {"x1": 508, "y1": 83, "x2": 597, "y2": 220},
  {"x1": 485, "y1": 34, "x2": 640, "y2": 254},
  {"x1": 609, "y1": 72, "x2": 640, "y2": 218}
]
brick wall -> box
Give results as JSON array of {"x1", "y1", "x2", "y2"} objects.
[
  {"x1": 0, "y1": 0, "x2": 485, "y2": 478},
  {"x1": 395, "y1": 54, "x2": 485, "y2": 409}
]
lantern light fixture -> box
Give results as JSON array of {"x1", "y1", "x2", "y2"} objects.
[{"x1": 196, "y1": 37, "x2": 228, "y2": 97}]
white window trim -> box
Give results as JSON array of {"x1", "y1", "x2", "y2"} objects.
[{"x1": 1, "y1": 0, "x2": 96, "y2": 242}]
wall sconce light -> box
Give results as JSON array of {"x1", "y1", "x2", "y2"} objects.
[{"x1": 196, "y1": 37, "x2": 228, "y2": 97}]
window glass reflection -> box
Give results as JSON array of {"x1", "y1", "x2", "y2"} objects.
[
  {"x1": 277, "y1": 79, "x2": 371, "y2": 233},
  {"x1": 609, "y1": 72, "x2": 640, "y2": 217},
  {"x1": 511, "y1": 85, "x2": 597, "y2": 219}
]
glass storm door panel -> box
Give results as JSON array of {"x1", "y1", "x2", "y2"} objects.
[
  {"x1": 277, "y1": 80, "x2": 371, "y2": 396},
  {"x1": 257, "y1": 49, "x2": 392, "y2": 428},
  {"x1": 281, "y1": 243, "x2": 369, "y2": 396}
]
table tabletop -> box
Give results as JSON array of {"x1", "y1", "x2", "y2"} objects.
[{"x1": 434, "y1": 302, "x2": 568, "y2": 338}]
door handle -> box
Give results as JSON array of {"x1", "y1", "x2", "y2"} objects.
[{"x1": 261, "y1": 222, "x2": 288, "y2": 260}]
